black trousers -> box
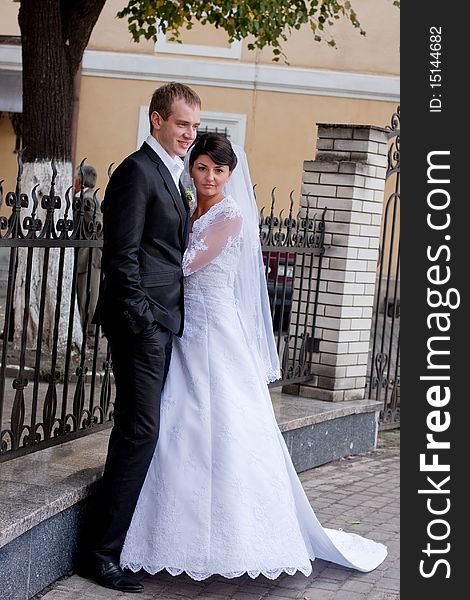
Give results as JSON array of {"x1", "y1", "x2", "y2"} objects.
[{"x1": 89, "y1": 318, "x2": 173, "y2": 563}]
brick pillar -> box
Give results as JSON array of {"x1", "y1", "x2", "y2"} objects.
[{"x1": 299, "y1": 124, "x2": 389, "y2": 402}]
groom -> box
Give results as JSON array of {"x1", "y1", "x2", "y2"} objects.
[{"x1": 85, "y1": 82, "x2": 201, "y2": 592}]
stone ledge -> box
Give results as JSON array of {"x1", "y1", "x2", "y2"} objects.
[
  {"x1": 273, "y1": 392, "x2": 381, "y2": 433},
  {"x1": 0, "y1": 394, "x2": 381, "y2": 549},
  {"x1": 0, "y1": 430, "x2": 108, "y2": 549}
]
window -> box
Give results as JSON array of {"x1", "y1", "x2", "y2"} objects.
[
  {"x1": 155, "y1": 23, "x2": 242, "y2": 60},
  {"x1": 136, "y1": 108, "x2": 247, "y2": 149},
  {"x1": 197, "y1": 111, "x2": 246, "y2": 146}
]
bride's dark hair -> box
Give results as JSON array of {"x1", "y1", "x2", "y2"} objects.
[{"x1": 189, "y1": 133, "x2": 238, "y2": 171}]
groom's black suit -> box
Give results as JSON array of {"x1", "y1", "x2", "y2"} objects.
[{"x1": 90, "y1": 141, "x2": 189, "y2": 564}]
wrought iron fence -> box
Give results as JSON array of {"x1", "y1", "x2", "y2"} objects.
[
  {"x1": 366, "y1": 108, "x2": 400, "y2": 427},
  {"x1": 259, "y1": 190, "x2": 326, "y2": 387},
  {"x1": 0, "y1": 156, "x2": 326, "y2": 461},
  {"x1": 0, "y1": 156, "x2": 113, "y2": 462}
]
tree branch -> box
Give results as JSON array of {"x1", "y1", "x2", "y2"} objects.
[{"x1": 61, "y1": 0, "x2": 107, "y2": 74}]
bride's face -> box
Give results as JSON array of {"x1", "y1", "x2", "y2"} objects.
[{"x1": 190, "y1": 154, "x2": 232, "y2": 201}]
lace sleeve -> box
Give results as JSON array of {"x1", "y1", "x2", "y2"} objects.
[{"x1": 183, "y1": 208, "x2": 242, "y2": 276}]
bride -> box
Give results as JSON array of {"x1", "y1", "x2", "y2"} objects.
[{"x1": 119, "y1": 133, "x2": 387, "y2": 579}]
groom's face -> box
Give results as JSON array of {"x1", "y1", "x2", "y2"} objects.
[{"x1": 151, "y1": 98, "x2": 200, "y2": 159}]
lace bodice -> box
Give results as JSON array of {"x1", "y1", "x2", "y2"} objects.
[{"x1": 182, "y1": 196, "x2": 242, "y2": 293}]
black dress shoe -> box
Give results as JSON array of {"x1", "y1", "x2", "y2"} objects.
[{"x1": 87, "y1": 561, "x2": 144, "y2": 592}]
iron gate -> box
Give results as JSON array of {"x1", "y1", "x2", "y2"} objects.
[{"x1": 366, "y1": 108, "x2": 400, "y2": 427}]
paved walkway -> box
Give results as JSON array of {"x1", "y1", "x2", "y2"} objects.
[{"x1": 34, "y1": 430, "x2": 399, "y2": 600}]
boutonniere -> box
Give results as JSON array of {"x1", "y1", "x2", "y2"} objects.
[{"x1": 184, "y1": 188, "x2": 195, "y2": 211}]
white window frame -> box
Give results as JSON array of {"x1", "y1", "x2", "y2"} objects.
[
  {"x1": 155, "y1": 24, "x2": 242, "y2": 60},
  {"x1": 137, "y1": 108, "x2": 247, "y2": 150},
  {"x1": 137, "y1": 106, "x2": 151, "y2": 148},
  {"x1": 197, "y1": 111, "x2": 247, "y2": 147}
]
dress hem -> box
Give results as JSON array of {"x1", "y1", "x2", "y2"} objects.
[{"x1": 121, "y1": 561, "x2": 315, "y2": 581}]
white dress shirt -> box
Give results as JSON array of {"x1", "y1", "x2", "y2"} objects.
[{"x1": 145, "y1": 134, "x2": 184, "y2": 189}]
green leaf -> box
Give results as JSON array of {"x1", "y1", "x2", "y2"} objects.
[{"x1": 116, "y1": 0, "x2": 379, "y2": 60}]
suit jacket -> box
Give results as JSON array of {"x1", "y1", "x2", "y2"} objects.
[
  {"x1": 97, "y1": 142, "x2": 189, "y2": 336},
  {"x1": 77, "y1": 187, "x2": 103, "y2": 274}
]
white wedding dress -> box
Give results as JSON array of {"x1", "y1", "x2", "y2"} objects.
[{"x1": 120, "y1": 195, "x2": 387, "y2": 579}]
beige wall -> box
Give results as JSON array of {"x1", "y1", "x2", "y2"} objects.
[
  {"x1": 0, "y1": 75, "x2": 398, "y2": 213},
  {"x1": 1, "y1": 0, "x2": 399, "y2": 75},
  {"x1": 170, "y1": 20, "x2": 234, "y2": 48},
  {"x1": 247, "y1": 93, "x2": 396, "y2": 212},
  {"x1": 249, "y1": 0, "x2": 399, "y2": 75},
  {"x1": 0, "y1": 0, "x2": 20, "y2": 35},
  {"x1": 0, "y1": 77, "x2": 396, "y2": 216},
  {"x1": 0, "y1": 85, "x2": 397, "y2": 218},
  {"x1": 88, "y1": 0, "x2": 155, "y2": 54},
  {"x1": 88, "y1": 0, "x2": 399, "y2": 75},
  {"x1": 89, "y1": 0, "x2": 231, "y2": 52},
  {"x1": 0, "y1": 115, "x2": 19, "y2": 211},
  {"x1": 73, "y1": 76, "x2": 396, "y2": 213}
]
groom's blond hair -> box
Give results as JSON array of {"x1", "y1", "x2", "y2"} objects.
[{"x1": 149, "y1": 82, "x2": 201, "y2": 130}]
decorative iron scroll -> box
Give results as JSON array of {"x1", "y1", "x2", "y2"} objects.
[
  {"x1": 0, "y1": 155, "x2": 110, "y2": 460},
  {"x1": 0, "y1": 155, "x2": 104, "y2": 244},
  {"x1": 258, "y1": 188, "x2": 326, "y2": 387},
  {"x1": 385, "y1": 107, "x2": 400, "y2": 179},
  {"x1": 259, "y1": 189, "x2": 326, "y2": 251}
]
